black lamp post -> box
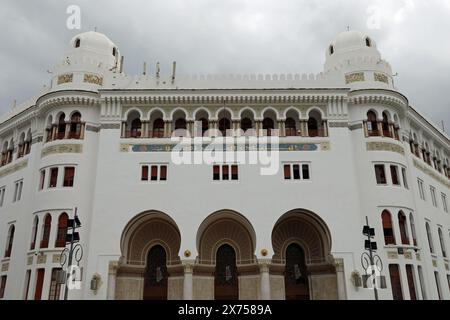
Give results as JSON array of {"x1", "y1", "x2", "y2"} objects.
[
  {"x1": 59, "y1": 207, "x2": 83, "y2": 300},
  {"x1": 361, "y1": 216, "x2": 383, "y2": 300}
]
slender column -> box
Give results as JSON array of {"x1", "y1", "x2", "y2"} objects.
[
  {"x1": 187, "y1": 120, "x2": 194, "y2": 137},
  {"x1": 183, "y1": 263, "x2": 194, "y2": 300},
  {"x1": 141, "y1": 121, "x2": 149, "y2": 138},
  {"x1": 377, "y1": 121, "x2": 382, "y2": 137},
  {"x1": 302, "y1": 120, "x2": 308, "y2": 137},
  {"x1": 164, "y1": 120, "x2": 172, "y2": 138},
  {"x1": 323, "y1": 121, "x2": 329, "y2": 137},
  {"x1": 80, "y1": 123, "x2": 85, "y2": 140},
  {"x1": 255, "y1": 120, "x2": 262, "y2": 136},
  {"x1": 52, "y1": 125, "x2": 57, "y2": 140},
  {"x1": 260, "y1": 262, "x2": 271, "y2": 300},
  {"x1": 121, "y1": 122, "x2": 126, "y2": 138},
  {"x1": 64, "y1": 122, "x2": 70, "y2": 139}
]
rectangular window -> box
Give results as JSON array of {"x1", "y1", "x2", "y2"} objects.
[
  {"x1": 0, "y1": 187, "x2": 4, "y2": 207},
  {"x1": 302, "y1": 164, "x2": 310, "y2": 180},
  {"x1": 222, "y1": 165, "x2": 229, "y2": 180},
  {"x1": 151, "y1": 166, "x2": 158, "y2": 181},
  {"x1": 49, "y1": 167, "x2": 58, "y2": 188},
  {"x1": 442, "y1": 193, "x2": 448, "y2": 213},
  {"x1": 231, "y1": 165, "x2": 238, "y2": 181},
  {"x1": 418, "y1": 179, "x2": 425, "y2": 200},
  {"x1": 13, "y1": 180, "x2": 23, "y2": 202},
  {"x1": 430, "y1": 186, "x2": 437, "y2": 207},
  {"x1": 390, "y1": 165, "x2": 400, "y2": 185},
  {"x1": 389, "y1": 264, "x2": 403, "y2": 300},
  {"x1": 48, "y1": 268, "x2": 62, "y2": 300},
  {"x1": 375, "y1": 165, "x2": 387, "y2": 184},
  {"x1": 13, "y1": 182, "x2": 18, "y2": 202},
  {"x1": 293, "y1": 165, "x2": 300, "y2": 180},
  {"x1": 23, "y1": 270, "x2": 31, "y2": 300},
  {"x1": 401, "y1": 167, "x2": 408, "y2": 189},
  {"x1": 417, "y1": 266, "x2": 427, "y2": 300},
  {"x1": 63, "y1": 167, "x2": 75, "y2": 187},
  {"x1": 17, "y1": 181, "x2": 23, "y2": 201},
  {"x1": 0, "y1": 275, "x2": 6, "y2": 299},
  {"x1": 160, "y1": 166, "x2": 167, "y2": 181},
  {"x1": 284, "y1": 165, "x2": 291, "y2": 180},
  {"x1": 39, "y1": 170, "x2": 45, "y2": 190},
  {"x1": 141, "y1": 165, "x2": 149, "y2": 181},
  {"x1": 405, "y1": 265, "x2": 417, "y2": 300},
  {"x1": 435, "y1": 272, "x2": 443, "y2": 300},
  {"x1": 213, "y1": 165, "x2": 220, "y2": 181}
]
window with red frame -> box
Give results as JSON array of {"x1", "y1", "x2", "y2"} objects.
[
  {"x1": 63, "y1": 167, "x2": 75, "y2": 187},
  {"x1": 55, "y1": 213, "x2": 68, "y2": 248},
  {"x1": 40, "y1": 214, "x2": 52, "y2": 249},
  {"x1": 49, "y1": 168, "x2": 58, "y2": 188}
]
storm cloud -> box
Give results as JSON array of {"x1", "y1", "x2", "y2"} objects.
[{"x1": 0, "y1": 0, "x2": 449, "y2": 129}]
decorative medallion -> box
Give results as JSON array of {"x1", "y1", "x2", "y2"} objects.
[
  {"x1": 84, "y1": 73, "x2": 103, "y2": 86},
  {"x1": 374, "y1": 73, "x2": 389, "y2": 84},
  {"x1": 260, "y1": 249, "x2": 268, "y2": 257},
  {"x1": 345, "y1": 72, "x2": 365, "y2": 84},
  {"x1": 57, "y1": 73, "x2": 73, "y2": 85},
  {"x1": 184, "y1": 250, "x2": 191, "y2": 258}
]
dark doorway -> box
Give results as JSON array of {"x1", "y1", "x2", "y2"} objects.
[
  {"x1": 143, "y1": 245, "x2": 168, "y2": 300},
  {"x1": 214, "y1": 244, "x2": 239, "y2": 300},
  {"x1": 284, "y1": 243, "x2": 310, "y2": 300}
]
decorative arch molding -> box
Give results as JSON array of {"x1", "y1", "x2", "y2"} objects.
[
  {"x1": 283, "y1": 106, "x2": 302, "y2": 119},
  {"x1": 120, "y1": 210, "x2": 181, "y2": 266},
  {"x1": 196, "y1": 209, "x2": 256, "y2": 265},
  {"x1": 123, "y1": 107, "x2": 143, "y2": 121},
  {"x1": 271, "y1": 209, "x2": 332, "y2": 265},
  {"x1": 147, "y1": 107, "x2": 167, "y2": 121},
  {"x1": 260, "y1": 106, "x2": 281, "y2": 120}
]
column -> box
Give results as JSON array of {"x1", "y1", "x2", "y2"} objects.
[
  {"x1": 64, "y1": 122, "x2": 70, "y2": 139},
  {"x1": 260, "y1": 262, "x2": 271, "y2": 300},
  {"x1": 121, "y1": 122, "x2": 126, "y2": 138},
  {"x1": 107, "y1": 262, "x2": 118, "y2": 300},
  {"x1": 335, "y1": 258, "x2": 347, "y2": 300},
  {"x1": 51, "y1": 125, "x2": 57, "y2": 140},
  {"x1": 233, "y1": 120, "x2": 240, "y2": 136},
  {"x1": 187, "y1": 120, "x2": 194, "y2": 138},
  {"x1": 183, "y1": 263, "x2": 194, "y2": 300},
  {"x1": 301, "y1": 120, "x2": 308, "y2": 137},
  {"x1": 164, "y1": 120, "x2": 172, "y2": 138},
  {"x1": 80, "y1": 123, "x2": 85, "y2": 140},
  {"x1": 277, "y1": 121, "x2": 285, "y2": 137},
  {"x1": 255, "y1": 120, "x2": 262, "y2": 137},
  {"x1": 377, "y1": 121, "x2": 382, "y2": 137},
  {"x1": 141, "y1": 121, "x2": 149, "y2": 138},
  {"x1": 323, "y1": 121, "x2": 329, "y2": 137}
]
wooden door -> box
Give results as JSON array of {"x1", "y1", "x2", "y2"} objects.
[
  {"x1": 34, "y1": 269, "x2": 45, "y2": 300},
  {"x1": 285, "y1": 243, "x2": 310, "y2": 300},
  {"x1": 389, "y1": 264, "x2": 403, "y2": 300},
  {"x1": 214, "y1": 244, "x2": 239, "y2": 300},
  {"x1": 143, "y1": 245, "x2": 168, "y2": 300}
]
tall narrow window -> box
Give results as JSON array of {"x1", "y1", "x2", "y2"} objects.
[
  {"x1": 49, "y1": 168, "x2": 58, "y2": 188},
  {"x1": 222, "y1": 165, "x2": 229, "y2": 180},
  {"x1": 389, "y1": 264, "x2": 403, "y2": 300},
  {"x1": 0, "y1": 187, "x2": 5, "y2": 207},
  {"x1": 213, "y1": 165, "x2": 220, "y2": 181},
  {"x1": 55, "y1": 213, "x2": 68, "y2": 248},
  {"x1": 438, "y1": 228, "x2": 447, "y2": 258},
  {"x1": 69, "y1": 112, "x2": 82, "y2": 139},
  {"x1": 418, "y1": 266, "x2": 427, "y2": 300},
  {"x1": 398, "y1": 211, "x2": 410, "y2": 245},
  {"x1": 410, "y1": 213, "x2": 417, "y2": 246},
  {"x1": 302, "y1": 164, "x2": 310, "y2": 180},
  {"x1": 391, "y1": 165, "x2": 400, "y2": 185},
  {"x1": 284, "y1": 165, "x2": 291, "y2": 180},
  {"x1": 23, "y1": 270, "x2": 31, "y2": 300},
  {"x1": 40, "y1": 214, "x2": 52, "y2": 249},
  {"x1": 151, "y1": 166, "x2": 158, "y2": 181},
  {"x1": 401, "y1": 168, "x2": 408, "y2": 189},
  {"x1": 434, "y1": 272, "x2": 442, "y2": 300},
  {"x1": 426, "y1": 222, "x2": 434, "y2": 254},
  {"x1": 34, "y1": 269, "x2": 45, "y2": 300},
  {"x1": 63, "y1": 167, "x2": 75, "y2": 187},
  {"x1": 231, "y1": 165, "x2": 238, "y2": 181},
  {"x1": 57, "y1": 114, "x2": 66, "y2": 140},
  {"x1": 30, "y1": 217, "x2": 39, "y2": 250},
  {"x1": 417, "y1": 179, "x2": 425, "y2": 200},
  {"x1": 405, "y1": 265, "x2": 417, "y2": 300},
  {"x1": 4, "y1": 225, "x2": 15, "y2": 258},
  {"x1": 152, "y1": 119, "x2": 165, "y2": 138},
  {"x1": 141, "y1": 165, "x2": 149, "y2": 181},
  {"x1": 442, "y1": 193, "x2": 448, "y2": 213},
  {"x1": 293, "y1": 165, "x2": 300, "y2": 180},
  {"x1": 430, "y1": 186, "x2": 437, "y2": 207},
  {"x1": 0, "y1": 275, "x2": 7, "y2": 299},
  {"x1": 39, "y1": 170, "x2": 45, "y2": 190},
  {"x1": 48, "y1": 268, "x2": 63, "y2": 300},
  {"x1": 160, "y1": 166, "x2": 167, "y2": 181},
  {"x1": 366, "y1": 111, "x2": 379, "y2": 136},
  {"x1": 375, "y1": 165, "x2": 387, "y2": 184},
  {"x1": 382, "y1": 210, "x2": 396, "y2": 245}
]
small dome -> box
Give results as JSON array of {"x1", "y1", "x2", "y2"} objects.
[
  {"x1": 70, "y1": 31, "x2": 118, "y2": 57},
  {"x1": 328, "y1": 30, "x2": 376, "y2": 56}
]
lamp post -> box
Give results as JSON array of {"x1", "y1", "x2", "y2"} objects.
[
  {"x1": 361, "y1": 216, "x2": 383, "y2": 300},
  {"x1": 59, "y1": 207, "x2": 83, "y2": 300}
]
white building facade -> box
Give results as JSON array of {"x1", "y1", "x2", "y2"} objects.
[{"x1": 0, "y1": 30, "x2": 449, "y2": 300}]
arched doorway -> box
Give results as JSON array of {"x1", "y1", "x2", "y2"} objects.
[
  {"x1": 272, "y1": 209, "x2": 338, "y2": 300},
  {"x1": 144, "y1": 245, "x2": 168, "y2": 300},
  {"x1": 284, "y1": 243, "x2": 309, "y2": 300},
  {"x1": 214, "y1": 244, "x2": 239, "y2": 300}
]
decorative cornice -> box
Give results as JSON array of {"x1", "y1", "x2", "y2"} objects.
[
  {"x1": 0, "y1": 159, "x2": 28, "y2": 178},
  {"x1": 36, "y1": 90, "x2": 100, "y2": 111},
  {"x1": 413, "y1": 158, "x2": 450, "y2": 188}
]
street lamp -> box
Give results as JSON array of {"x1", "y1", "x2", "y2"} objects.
[
  {"x1": 59, "y1": 207, "x2": 83, "y2": 300},
  {"x1": 360, "y1": 216, "x2": 384, "y2": 300}
]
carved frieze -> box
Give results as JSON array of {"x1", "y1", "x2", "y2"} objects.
[
  {"x1": 41, "y1": 144, "x2": 83, "y2": 158},
  {"x1": 57, "y1": 73, "x2": 73, "y2": 85},
  {"x1": 374, "y1": 73, "x2": 389, "y2": 84},
  {"x1": 345, "y1": 72, "x2": 365, "y2": 84},
  {"x1": 366, "y1": 141, "x2": 405, "y2": 155},
  {"x1": 84, "y1": 73, "x2": 103, "y2": 86}
]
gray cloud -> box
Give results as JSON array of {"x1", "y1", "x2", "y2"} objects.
[{"x1": 0, "y1": 0, "x2": 449, "y2": 129}]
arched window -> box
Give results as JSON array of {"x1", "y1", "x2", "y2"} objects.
[
  {"x1": 41, "y1": 214, "x2": 52, "y2": 249},
  {"x1": 329, "y1": 45, "x2": 334, "y2": 55},
  {"x1": 426, "y1": 222, "x2": 434, "y2": 254},
  {"x1": 382, "y1": 112, "x2": 391, "y2": 137},
  {"x1": 241, "y1": 118, "x2": 253, "y2": 133},
  {"x1": 285, "y1": 243, "x2": 309, "y2": 300},
  {"x1": 307, "y1": 110, "x2": 324, "y2": 137},
  {"x1": 45, "y1": 115, "x2": 53, "y2": 142},
  {"x1": 55, "y1": 213, "x2": 68, "y2": 248},
  {"x1": 398, "y1": 211, "x2": 409, "y2": 245},
  {"x1": 57, "y1": 114, "x2": 66, "y2": 140},
  {"x1": 409, "y1": 213, "x2": 417, "y2": 246},
  {"x1": 438, "y1": 228, "x2": 447, "y2": 258},
  {"x1": 4, "y1": 225, "x2": 15, "y2": 258},
  {"x1": 143, "y1": 245, "x2": 168, "y2": 300},
  {"x1": 262, "y1": 118, "x2": 275, "y2": 136},
  {"x1": 24, "y1": 130, "x2": 32, "y2": 155},
  {"x1": 382, "y1": 210, "x2": 396, "y2": 245},
  {"x1": 1, "y1": 141, "x2": 8, "y2": 166},
  {"x1": 199, "y1": 118, "x2": 209, "y2": 136},
  {"x1": 131, "y1": 118, "x2": 142, "y2": 138},
  {"x1": 174, "y1": 118, "x2": 187, "y2": 130},
  {"x1": 112, "y1": 47, "x2": 117, "y2": 57},
  {"x1": 6, "y1": 139, "x2": 13, "y2": 164},
  {"x1": 69, "y1": 112, "x2": 82, "y2": 139},
  {"x1": 214, "y1": 244, "x2": 238, "y2": 300},
  {"x1": 152, "y1": 118, "x2": 165, "y2": 138},
  {"x1": 366, "y1": 111, "x2": 379, "y2": 136},
  {"x1": 219, "y1": 118, "x2": 231, "y2": 137},
  {"x1": 365, "y1": 37, "x2": 371, "y2": 47},
  {"x1": 75, "y1": 38, "x2": 81, "y2": 48},
  {"x1": 17, "y1": 133, "x2": 25, "y2": 158},
  {"x1": 285, "y1": 118, "x2": 297, "y2": 136},
  {"x1": 30, "y1": 217, "x2": 39, "y2": 250}
]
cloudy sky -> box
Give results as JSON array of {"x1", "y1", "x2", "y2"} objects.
[{"x1": 0, "y1": 0, "x2": 449, "y2": 129}]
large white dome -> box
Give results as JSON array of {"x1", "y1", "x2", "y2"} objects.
[
  {"x1": 330, "y1": 30, "x2": 377, "y2": 54},
  {"x1": 70, "y1": 31, "x2": 118, "y2": 57}
]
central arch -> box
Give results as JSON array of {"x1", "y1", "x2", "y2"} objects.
[
  {"x1": 115, "y1": 211, "x2": 183, "y2": 300},
  {"x1": 271, "y1": 209, "x2": 337, "y2": 300}
]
